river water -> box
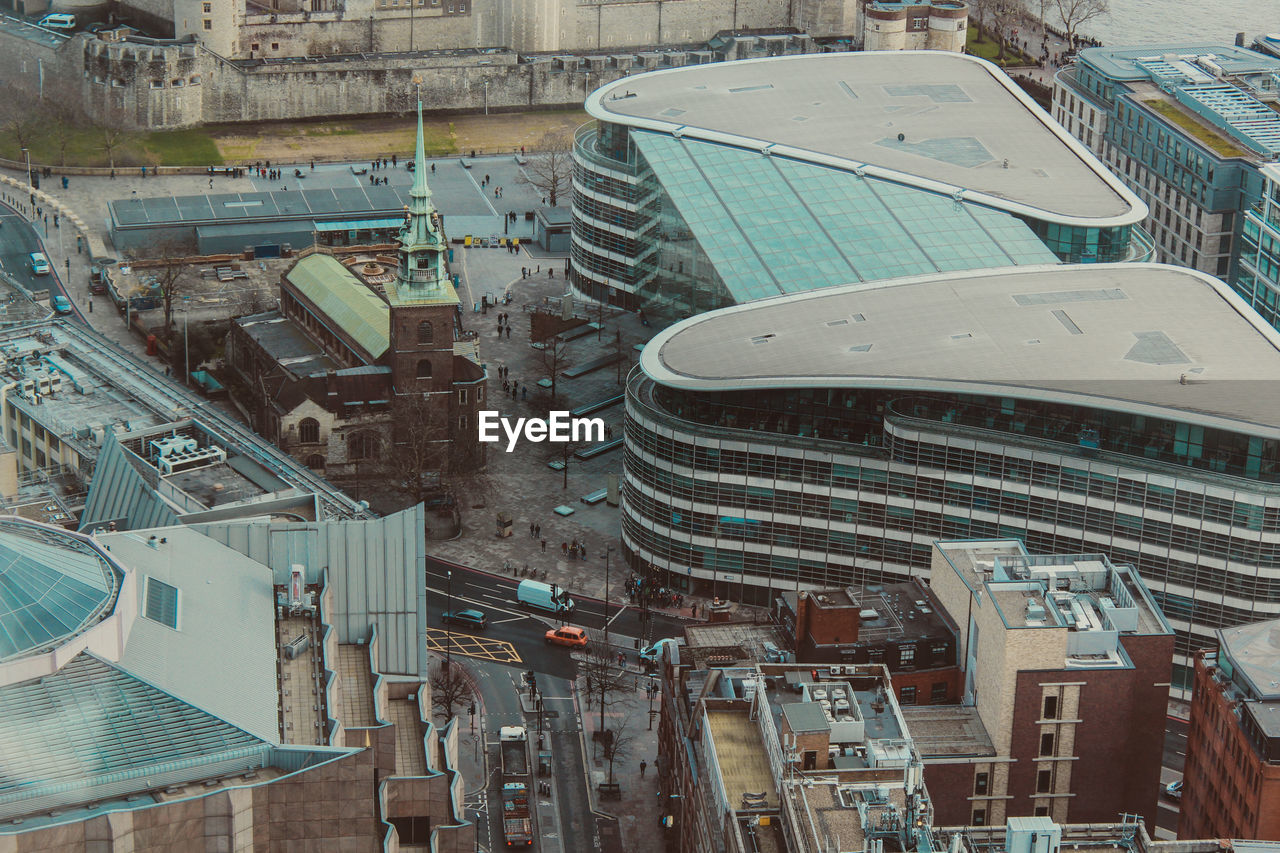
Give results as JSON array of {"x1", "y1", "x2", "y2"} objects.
[{"x1": 1076, "y1": 0, "x2": 1279, "y2": 47}]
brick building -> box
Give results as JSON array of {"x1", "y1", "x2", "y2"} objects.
[
  {"x1": 1179, "y1": 620, "x2": 1280, "y2": 840},
  {"x1": 777, "y1": 581, "x2": 962, "y2": 704},
  {"x1": 913, "y1": 540, "x2": 1174, "y2": 828},
  {"x1": 228, "y1": 100, "x2": 486, "y2": 489}
]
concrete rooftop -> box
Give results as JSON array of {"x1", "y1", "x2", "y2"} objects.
[{"x1": 589, "y1": 51, "x2": 1145, "y2": 225}]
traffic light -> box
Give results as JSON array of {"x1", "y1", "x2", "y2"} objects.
[{"x1": 468, "y1": 701, "x2": 476, "y2": 716}]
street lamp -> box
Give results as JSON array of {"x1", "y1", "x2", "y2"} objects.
[
  {"x1": 483, "y1": 80, "x2": 489, "y2": 116},
  {"x1": 601, "y1": 545, "x2": 615, "y2": 653},
  {"x1": 19, "y1": 147, "x2": 31, "y2": 188},
  {"x1": 445, "y1": 569, "x2": 453, "y2": 669}
]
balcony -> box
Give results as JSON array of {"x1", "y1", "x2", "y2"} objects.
[{"x1": 882, "y1": 397, "x2": 1280, "y2": 493}]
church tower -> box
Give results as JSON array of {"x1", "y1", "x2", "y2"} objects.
[{"x1": 385, "y1": 95, "x2": 461, "y2": 397}]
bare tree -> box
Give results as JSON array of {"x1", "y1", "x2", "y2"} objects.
[
  {"x1": 600, "y1": 713, "x2": 636, "y2": 787},
  {"x1": 44, "y1": 80, "x2": 87, "y2": 168},
  {"x1": 379, "y1": 393, "x2": 451, "y2": 503},
  {"x1": 0, "y1": 99, "x2": 43, "y2": 161},
  {"x1": 520, "y1": 131, "x2": 573, "y2": 207},
  {"x1": 1053, "y1": 0, "x2": 1107, "y2": 48},
  {"x1": 579, "y1": 640, "x2": 633, "y2": 732},
  {"x1": 988, "y1": 0, "x2": 1027, "y2": 60},
  {"x1": 612, "y1": 328, "x2": 628, "y2": 387},
  {"x1": 147, "y1": 240, "x2": 192, "y2": 341},
  {"x1": 430, "y1": 661, "x2": 472, "y2": 720},
  {"x1": 539, "y1": 335, "x2": 571, "y2": 403}
]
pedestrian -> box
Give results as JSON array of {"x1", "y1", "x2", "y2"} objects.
[
  {"x1": 530, "y1": 521, "x2": 536, "y2": 536},
  {"x1": 581, "y1": 545, "x2": 587, "y2": 559},
  {"x1": 561, "y1": 541, "x2": 567, "y2": 555},
  {"x1": 310, "y1": 160, "x2": 315, "y2": 170},
  {"x1": 431, "y1": 163, "x2": 436, "y2": 174},
  {"x1": 110, "y1": 169, "x2": 115, "y2": 179},
  {"x1": 640, "y1": 761, "x2": 647, "y2": 777},
  {"x1": 485, "y1": 174, "x2": 490, "y2": 184},
  {"x1": 691, "y1": 603, "x2": 698, "y2": 619},
  {"x1": 507, "y1": 326, "x2": 512, "y2": 339},
  {"x1": 209, "y1": 178, "x2": 213, "y2": 189},
  {"x1": 392, "y1": 154, "x2": 397, "y2": 166},
  {"x1": 541, "y1": 538, "x2": 547, "y2": 551},
  {"x1": 495, "y1": 188, "x2": 500, "y2": 198},
  {"x1": 521, "y1": 384, "x2": 526, "y2": 399},
  {"x1": 535, "y1": 524, "x2": 541, "y2": 538},
  {"x1": 618, "y1": 652, "x2": 625, "y2": 666}
]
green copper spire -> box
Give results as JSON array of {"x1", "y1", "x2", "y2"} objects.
[{"x1": 394, "y1": 96, "x2": 447, "y2": 296}]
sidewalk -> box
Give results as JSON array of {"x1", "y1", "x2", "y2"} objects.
[{"x1": 575, "y1": 667, "x2": 664, "y2": 853}]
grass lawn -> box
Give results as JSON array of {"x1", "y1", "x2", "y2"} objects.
[
  {"x1": 1, "y1": 107, "x2": 590, "y2": 168},
  {"x1": 1144, "y1": 99, "x2": 1249, "y2": 158},
  {"x1": 966, "y1": 28, "x2": 1033, "y2": 66}
]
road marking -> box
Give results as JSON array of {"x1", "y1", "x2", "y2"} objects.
[{"x1": 427, "y1": 628, "x2": 521, "y2": 662}]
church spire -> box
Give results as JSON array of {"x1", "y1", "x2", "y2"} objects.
[{"x1": 394, "y1": 92, "x2": 448, "y2": 297}]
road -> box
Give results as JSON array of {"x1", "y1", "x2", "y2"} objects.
[
  {"x1": 1155, "y1": 717, "x2": 1188, "y2": 836},
  {"x1": 0, "y1": 203, "x2": 80, "y2": 321},
  {"x1": 435, "y1": 555, "x2": 639, "y2": 853},
  {"x1": 427, "y1": 556, "x2": 690, "y2": 660}
]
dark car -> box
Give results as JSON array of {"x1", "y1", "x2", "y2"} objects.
[{"x1": 441, "y1": 608, "x2": 488, "y2": 629}]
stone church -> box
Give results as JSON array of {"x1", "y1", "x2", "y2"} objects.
[{"x1": 227, "y1": 102, "x2": 486, "y2": 493}]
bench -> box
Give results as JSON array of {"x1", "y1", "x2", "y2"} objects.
[
  {"x1": 574, "y1": 437, "x2": 623, "y2": 460},
  {"x1": 553, "y1": 504, "x2": 575, "y2": 517},
  {"x1": 561, "y1": 352, "x2": 624, "y2": 379},
  {"x1": 537, "y1": 378, "x2": 554, "y2": 388},
  {"x1": 459, "y1": 158, "x2": 472, "y2": 169},
  {"x1": 581, "y1": 488, "x2": 608, "y2": 505},
  {"x1": 570, "y1": 394, "x2": 623, "y2": 418}
]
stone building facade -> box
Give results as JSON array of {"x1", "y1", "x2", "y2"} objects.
[
  {"x1": 226, "y1": 102, "x2": 486, "y2": 486},
  {"x1": 0, "y1": 0, "x2": 963, "y2": 130}
]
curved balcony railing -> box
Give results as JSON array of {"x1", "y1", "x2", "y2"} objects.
[
  {"x1": 882, "y1": 396, "x2": 1280, "y2": 493},
  {"x1": 625, "y1": 371, "x2": 888, "y2": 463}
]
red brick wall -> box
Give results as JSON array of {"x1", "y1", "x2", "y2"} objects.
[
  {"x1": 1181, "y1": 653, "x2": 1280, "y2": 840},
  {"x1": 1006, "y1": 631, "x2": 1171, "y2": 827}
]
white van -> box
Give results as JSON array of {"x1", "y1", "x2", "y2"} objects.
[{"x1": 37, "y1": 13, "x2": 77, "y2": 32}]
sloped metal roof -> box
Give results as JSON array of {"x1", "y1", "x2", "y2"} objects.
[
  {"x1": 285, "y1": 254, "x2": 390, "y2": 359},
  {"x1": 0, "y1": 652, "x2": 269, "y2": 820},
  {"x1": 0, "y1": 522, "x2": 123, "y2": 662}
]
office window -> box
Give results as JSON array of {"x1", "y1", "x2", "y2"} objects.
[
  {"x1": 1040, "y1": 732, "x2": 1055, "y2": 756},
  {"x1": 1035, "y1": 806, "x2": 1049, "y2": 817},
  {"x1": 974, "y1": 771, "x2": 989, "y2": 795},
  {"x1": 1043, "y1": 695, "x2": 1058, "y2": 719},
  {"x1": 1037, "y1": 769, "x2": 1052, "y2": 793},
  {"x1": 299, "y1": 418, "x2": 320, "y2": 444},
  {"x1": 459, "y1": 389, "x2": 468, "y2": 404},
  {"x1": 459, "y1": 415, "x2": 468, "y2": 431},
  {"x1": 899, "y1": 685, "x2": 917, "y2": 705},
  {"x1": 899, "y1": 645, "x2": 915, "y2": 667},
  {"x1": 931, "y1": 681, "x2": 948, "y2": 704},
  {"x1": 972, "y1": 808, "x2": 987, "y2": 826},
  {"x1": 145, "y1": 578, "x2": 180, "y2": 629},
  {"x1": 203, "y1": 1, "x2": 211, "y2": 9}
]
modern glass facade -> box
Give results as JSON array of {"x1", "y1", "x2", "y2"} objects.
[
  {"x1": 1235, "y1": 166, "x2": 1280, "y2": 329},
  {"x1": 622, "y1": 369, "x2": 1280, "y2": 670},
  {"x1": 572, "y1": 119, "x2": 1146, "y2": 325}
]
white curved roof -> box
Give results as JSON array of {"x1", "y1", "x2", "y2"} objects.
[
  {"x1": 641, "y1": 264, "x2": 1280, "y2": 435},
  {"x1": 588, "y1": 52, "x2": 1146, "y2": 227}
]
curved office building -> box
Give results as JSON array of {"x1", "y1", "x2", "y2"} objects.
[
  {"x1": 572, "y1": 51, "x2": 1151, "y2": 324},
  {"x1": 622, "y1": 263, "x2": 1280, "y2": 677}
]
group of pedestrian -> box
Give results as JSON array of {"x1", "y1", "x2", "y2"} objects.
[
  {"x1": 258, "y1": 167, "x2": 286, "y2": 180},
  {"x1": 497, "y1": 312, "x2": 514, "y2": 339},
  {"x1": 368, "y1": 174, "x2": 390, "y2": 186},
  {"x1": 370, "y1": 156, "x2": 397, "y2": 171},
  {"x1": 560, "y1": 539, "x2": 588, "y2": 560},
  {"x1": 528, "y1": 521, "x2": 543, "y2": 538}
]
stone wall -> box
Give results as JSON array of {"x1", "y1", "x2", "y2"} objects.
[{"x1": 0, "y1": 25, "x2": 816, "y2": 131}]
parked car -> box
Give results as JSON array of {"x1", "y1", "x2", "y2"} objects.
[
  {"x1": 441, "y1": 608, "x2": 488, "y2": 629},
  {"x1": 545, "y1": 626, "x2": 588, "y2": 648},
  {"x1": 1164, "y1": 780, "x2": 1183, "y2": 801},
  {"x1": 28, "y1": 253, "x2": 50, "y2": 275},
  {"x1": 51, "y1": 294, "x2": 72, "y2": 315},
  {"x1": 36, "y1": 13, "x2": 76, "y2": 31}
]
